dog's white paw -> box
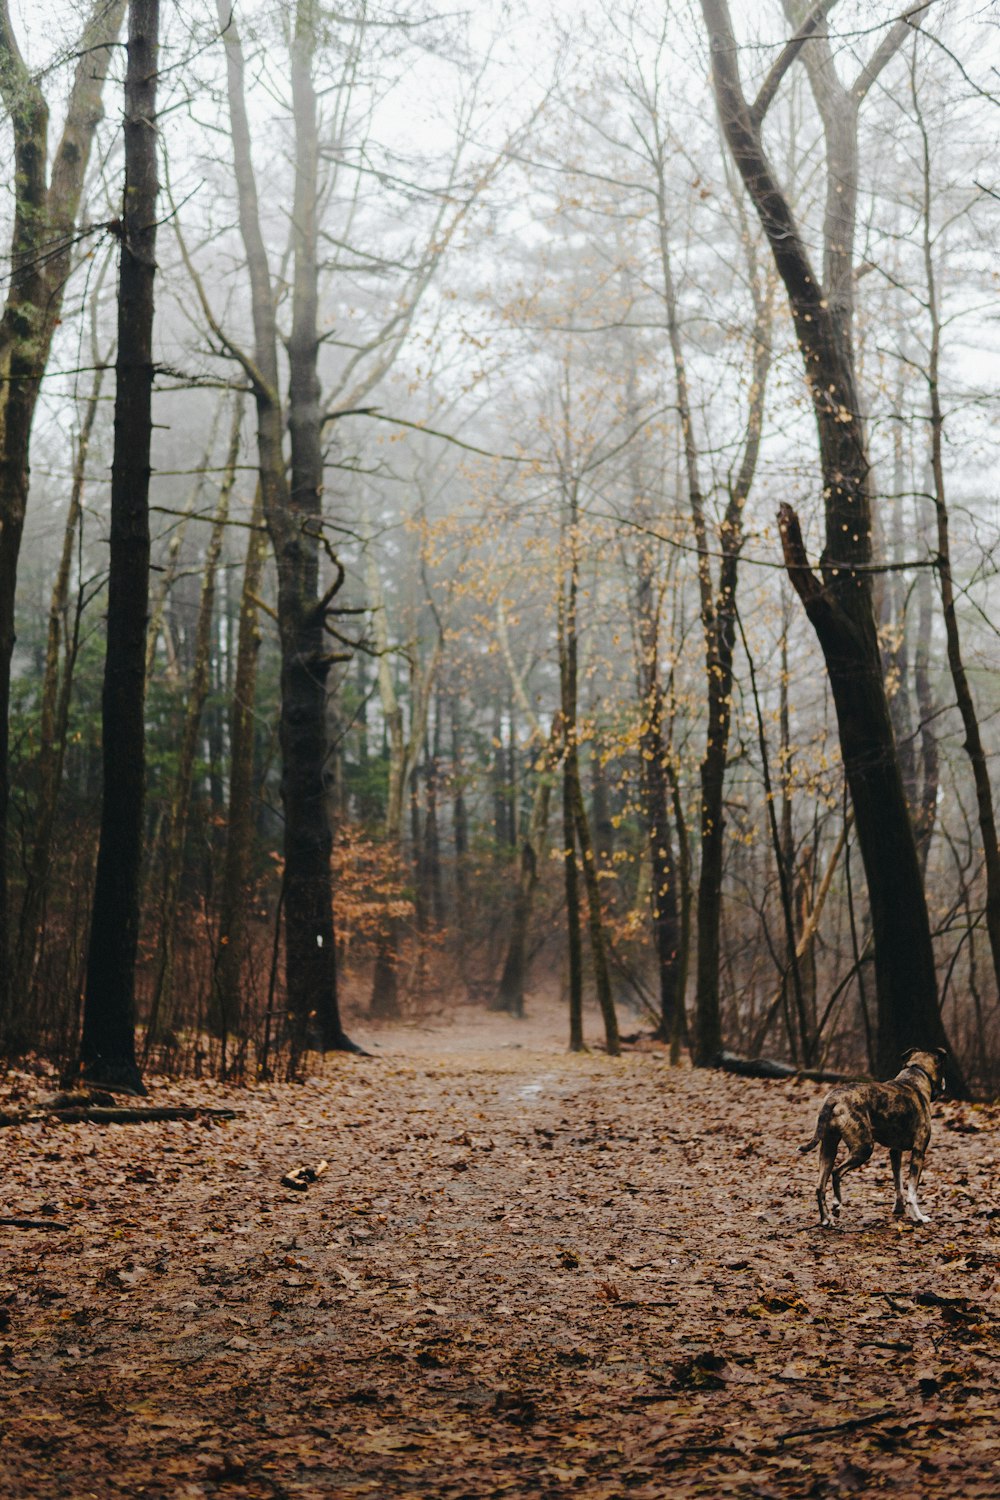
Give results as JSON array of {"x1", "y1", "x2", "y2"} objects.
[{"x1": 906, "y1": 1209, "x2": 929, "y2": 1224}]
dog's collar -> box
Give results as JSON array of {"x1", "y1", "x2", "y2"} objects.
[{"x1": 905, "y1": 1061, "x2": 941, "y2": 1098}]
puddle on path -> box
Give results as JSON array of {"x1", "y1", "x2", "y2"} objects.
[{"x1": 509, "y1": 1071, "x2": 560, "y2": 1104}]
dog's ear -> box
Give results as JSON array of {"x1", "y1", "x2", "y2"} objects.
[
  {"x1": 934, "y1": 1047, "x2": 948, "y2": 1060},
  {"x1": 901, "y1": 1047, "x2": 918, "y2": 1061}
]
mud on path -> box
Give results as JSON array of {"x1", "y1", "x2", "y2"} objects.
[{"x1": 2, "y1": 1001, "x2": 998, "y2": 1498}]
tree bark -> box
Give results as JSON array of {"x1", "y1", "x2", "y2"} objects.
[{"x1": 80, "y1": 0, "x2": 159, "y2": 1093}]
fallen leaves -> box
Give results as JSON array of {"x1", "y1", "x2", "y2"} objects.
[{"x1": 0, "y1": 1007, "x2": 997, "y2": 1497}]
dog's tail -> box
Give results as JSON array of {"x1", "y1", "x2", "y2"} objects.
[{"x1": 798, "y1": 1099, "x2": 836, "y2": 1154}]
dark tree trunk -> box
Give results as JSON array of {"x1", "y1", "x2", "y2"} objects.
[
  {"x1": 0, "y1": 0, "x2": 124, "y2": 1033},
  {"x1": 370, "y1": 922, "x2": 401, "y2": 1019},
  {"x1": 450, "y1": 697, "x2": 469, "y2": 931},
  {"x1": 913, "y1": 562, "x2": 938, "y2": 873},
  {"x1": 80, "y1": 0, "x2": 159, "y2": 1093},
  {"x1": 425, "y1": 701, "x2": 445, "y2": 928},
  {"x1": 591, "y1": 749, "x2": 614, "y2": 877},
  {"x1": 282, "y1": 0, "x2": 345, "y2": 1055},
  {"x1": 702, "y1": 0, "x2": 962, "y2": 1089},
  {"x1": 563, "y1": 746, "x2": 584, "y2": 1053},
  {"x1": 493, "y1": 722, "x2": 559, "y2": 1017},
  {"x1": 219, "y1": 0, "x2": 357, "y2": 1054}
]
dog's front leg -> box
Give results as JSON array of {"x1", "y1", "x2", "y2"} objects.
[
  {"x1": 891, "y1": 1148, "x2": 905, "y2": 1216},
  {"x1": 905, "y1": 1147, "x2": 929, "y2": 1223}
]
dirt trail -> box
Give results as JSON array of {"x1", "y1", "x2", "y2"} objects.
[{"x1": 2, "y1": 1001, "x2": 997, "y2": 1498}]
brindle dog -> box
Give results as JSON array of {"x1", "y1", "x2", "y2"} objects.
[{"x1": 800, "y1": 1048, "x2": 947, "y2": 1227}]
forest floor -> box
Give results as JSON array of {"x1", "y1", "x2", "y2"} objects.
[{"x1": 1, "y1": 997, "x2": 998, "y2": 1499}]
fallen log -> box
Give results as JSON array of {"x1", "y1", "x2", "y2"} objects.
[
  {"x1": 0, "y1": 1217, "x2": 69, "y2": 1231},
  {"x1": 715, "y1": 1052, "x2": 868, "y2": 1085},
  {"x1": 0, "y1": 1105, "x2": 241, "y2": 1128},
  {"x1": 37, "y1": 1089, "x2": 116, "y2": 1110}
]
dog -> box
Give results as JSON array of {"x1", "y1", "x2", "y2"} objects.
[{"x1": 799, "y1": 1048, "x2": 947, "y2": 1227}]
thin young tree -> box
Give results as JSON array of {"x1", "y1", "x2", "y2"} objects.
[{"x1": 911, "y1": 56, "x2": 1000, "y2": 1010}]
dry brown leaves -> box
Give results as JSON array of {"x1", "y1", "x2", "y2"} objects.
[{"x1": 1, "y1": 1002, "x2": 997, "y2": 1498}]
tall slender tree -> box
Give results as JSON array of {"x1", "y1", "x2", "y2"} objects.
[
  {"x1": 80, "y1": 0, "x2": 160, "y2": 1092},
  {"x1": 0, "y1": 0, "x2": 125, "y2": 1033},
  {"x1": 213, "y1": 0, "x2": 354, "y2": 1055},
  {"x1": 700, "y1": 0, "x2": 962, "y2": 1087}
]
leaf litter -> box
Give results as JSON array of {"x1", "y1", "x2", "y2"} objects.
[{"x1": 0, "y1": 1000, "x2": 997, "y2": 1498}]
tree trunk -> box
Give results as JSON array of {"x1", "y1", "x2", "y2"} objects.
[
  {"x1": 424, "y1": 697, "x2": 445, "y2": 929},
  {"x1": 365, "y1": 549, "x2": 441, "y2": 1019},
  {"x1": 11, "y1": 337, "x2": 108, "y2": 1020},
  {"x1": 915, "y1": 89, "x2": 1000, "y2": 1006},
  {"x1": 80, "y1": 0, "x2": 159, "y2": 1093},
  {"x1": 493, "y1": 723, "x2": 559, "y2": 1016},
  {"x1": 650, "y1": 113, "x2": 773, "y2": 1064},
  {"x1": 913, "y1": 560, "x2": 938, "y2": 873},
  {"x1": 564, "y1": 742, "x2": 584, "y2": 1053},
  {"x1": 147, "y1": 399, "x2": 241, "y2": 1049},
  {"x1": 219, "y1": 0, "x2": 357, "y2": 1055},
  {"x1": 211, "y1": 482, "x2": 267, "y2": 1041},
  {"x1": 560, "y1": 495, "x2": 618, "y2": 1057},
  {"x1": 0, "y1": 0, "x2": 124, "y2": 1030},
  {"x1": 637, "y1": 608, "x2": 682, "y2": 1044},
  {"x1": 701, "y1": 0, "x2": 962, "y2": 1088}
]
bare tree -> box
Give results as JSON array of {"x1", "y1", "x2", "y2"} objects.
[
  {"x1": 0, "y1": 0, "x2": 125, "y2": 1033},
  {"x1": 80, "y1": 0, "x2": 160, "y2": 1092},
  {"x1": 700, "y1": 0, "x2": 962, "y2": 1087}
]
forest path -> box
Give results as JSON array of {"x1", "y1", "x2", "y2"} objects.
[{"x1": 2, "y1": 1001, "x2": 998, "y2": 1498}]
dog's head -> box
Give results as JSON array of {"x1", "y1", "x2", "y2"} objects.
[{"x1": 902, "y1": 1046, "x2": 947, "y2": 1100}]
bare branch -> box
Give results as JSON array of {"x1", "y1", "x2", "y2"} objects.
[{"x1": 750, "y1": 0, "x2": 840, "y2": 129}]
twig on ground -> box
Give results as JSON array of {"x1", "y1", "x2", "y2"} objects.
[{"x1": 775, "y1": 1408, "x2": 898, "y2": 1443}]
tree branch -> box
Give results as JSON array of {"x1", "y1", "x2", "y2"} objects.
[
  {"x1": 750, "y1": 0, "x2": 840, "y2": 129},
  {"x1": 777, "y1": 503, "x2": 827, "y2": 614},
  {"x1": 852, "y1": 2, "x2": 934, "y2": 103}
]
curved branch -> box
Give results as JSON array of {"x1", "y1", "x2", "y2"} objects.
[{"x1": 750, "y1": 0, "x2": 840, "y2": 129}]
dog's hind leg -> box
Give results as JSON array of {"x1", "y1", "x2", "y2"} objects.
[
  {"x1": 831, "y1": 1141, "x2": 872, "y2": 1210},
  {"x1": 816, "y1": 1134, "x2": 838, "y2": 1227},
  {"x1": 891, "y1": 1149, "x2": 905, "y2": 1216},
  {"x1": 905, "y1": 1133, "x2": 930, "y2": 1223}
]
